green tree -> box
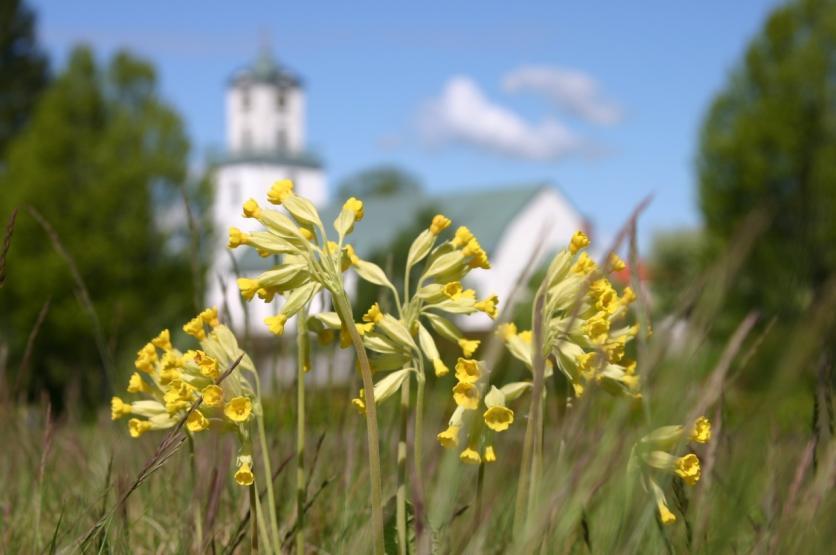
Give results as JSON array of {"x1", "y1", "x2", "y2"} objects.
[
  {"x1": 0, "y1": 46, "x2": 200, "y2": 410},
  {"x1": 0, "y1": 0, "x2": 48, "y2": 160},
  {"x1": 337, "y1": 165, "x2": 422, "y2": 200},
  {"x1": 698, "y1": 0, "x2": 836, "y2": 319}
]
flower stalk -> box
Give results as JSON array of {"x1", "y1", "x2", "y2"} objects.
[{"x1": 296, "y1": 307, "x2": 309, "y2": 555}]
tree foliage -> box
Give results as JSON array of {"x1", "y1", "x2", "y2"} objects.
[
  {"x1": 0, "y1": 46, "x2": 200, "y2": 410},
  {"x1": 0, "y1": 0, "x2": 49, "y2": 159},
  {"x1": 337, "y1": 165, "x2": 422, "y2": 200},
  {"x1": 698, "y1": 0, "x2": 836, "y2": 319}
]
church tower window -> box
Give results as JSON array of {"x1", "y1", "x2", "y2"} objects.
[
  {"x1": 276, "y1": 90, "x2": 286, "y2": 111},
  {"x1": 241, "y1": 86, "x2": 251, "y2": 111},
  {"x1": 242, "y1": 129, "x2": 252, "y2": 151}
]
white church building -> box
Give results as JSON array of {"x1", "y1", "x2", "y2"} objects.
[{"x1": 207, "y1": 49, "x2": 589, "y2": 343}]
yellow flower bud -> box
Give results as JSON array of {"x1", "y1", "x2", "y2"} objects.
[
  {"x1": 363, "y1": 303, "x2": 384, "y2": 324},
  {"x1": 267, "y1": 179, "x2": 294, "y2": 204},
  {"x1": 235, "y1": 455, "x2": 254, "y2": 486},
  {"x1": 111, "y1": 396, "x2": 132, "y2": 420},
  {"x1": 430, "y1": 214, "x2": 451, "y2": 235},
  {"x1": 569, "y1": 230, "x2": 590, "y2": 254},
  {"x1": 484, "y1": 445, "x2": 497, "y2": 463},
  {"x1": 127, "y1": 372, "x2": 149, "y2": 394},
  {"x1": 242, "y1": 198, "x2": 261, "y2": 218},
  {"x1": 227, "y1": 227, "x2": 249, "y2": 248},
  {"x1": 236, "y1": 278, "x2": 260, "y2": 301},
  {"x1": 474, "y1": 294, "x2": 499, "y2": 319},
  {"x1": 343, "y1": 197, "x2": 364, "y2": 221},
  {"x1": 183, "y1": 315, "x2": 206, "y2": 340},
  {"x1": 451, "y1": 226, "x2": 474, "y2": 248},
  {"x1": 432, "y1": 358, "x2": 449, "y2": 377}
]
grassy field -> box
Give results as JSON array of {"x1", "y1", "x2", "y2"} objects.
[{"x1": 1, "y1": 313, "x2": 833, "y2": 553}]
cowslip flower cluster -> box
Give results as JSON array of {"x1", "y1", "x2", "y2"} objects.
[
  {"x1": 437, "y1": 357, "x2": 527, "y2": 464},
  {"x1": 629, "y1": 416, "x2": 712, "y2": 524},
  {"x1": 499, "y1": 230, "x2": 639, "y2": 400},
  {"x1": 303, "y1": 214, "x2": 497, "y2": 412},
  {"x1": 111, "y1": 307, "x2": 260, "y2": 486}
]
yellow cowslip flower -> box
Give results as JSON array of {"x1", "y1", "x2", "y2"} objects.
[
  {"x1": 498, "y1": 322, "x2": 518, "y2": 340},
  {"x1": 430, "y1": 214, "x2": 451, "y2": 235},
  {"x1": 483, "y1": 406, "x2": 514, "y2": 432},
  {"x1": 603, "y1": 336, "x2": 627, "y2": 363},
  {"x1": 577, "y1": 352, "x2": 602, "y2": 377},
  {"x1": 224, "y1": 396, "x2": 253, "y2": 423},
  {"x1": 202, "y1": 385, "x2": 224, "y2": 407},
  {"x1": 443, "y1": 281, "x2": 463, "y2": 299},
  {"x1": 459, "y1": 447, "x2": 481, "y2": 464},
  {"x1": 135, "y1": 342, "x2": 157, "y2": 373},
  {"x1": 267, "y1": 179, "x2": 294, "y2": 204},
  {"x1": 454, "y1": 358, "x2": 480, "y2": 384},
  {"x1": 675, "y1": 454, "x2": 701, "y2": 486},
  {"x1": 161, "y1": 350, "x2": 183, "y2": 370},
  {"x1": 484, "y1": 445, "x2": 497, "y2": 463},
  {"x1": 200, "y1": 307, "x2": 220, "y2": 328},
  {"x1": 657, "y1": 498, "x2": 676, "y2": 525},
  {"x1": 151, "y1": 330, "x2": 172, "y2": 351},
  {"x1": 437, "y1": 425, "x2": 460, "y2": 448},
  {"x1": 111, "y1": 397, "x2": 132, "y2": 420},
  {"x1": 183, "y1": 315, "x2": 206, "y2": 340},
  {"x1": 433, "y1": 358, "x2": 449, "y2": 377},
  {"x1": 343, "y1": 197, "x2": 364, "y2": 221},
  {"x1": 590, "y1": 278, "x2": 618, "y2": 314},
  {"x1": 691, "y1": 417, "x2": 711, "y2": 444},
  {"x1": 458, "y1": 338, "x2": 480, "y2": 357},
  {"x1": 583, "y1": 312, "x2": 610, "y2": 344},
  {"x1": 197, "y1": 356, "x2": 220, "y2": 380},
  {"x1": 242, "y1": 198, "x2": 261, "y2": 218},
  {"x1": 474, "y1": 294, "x2": 499, "y2": 319},
  {"x1": 572, "y1": 252, "x2": 597, "y2": 275},
  {"x1": 128, "y1": 418, "x2": 152, "y2": 438},
  {"x1": 517, "y1": 330, "x2": 532, "y2": 344},
  {"x1": 451, "y1": 226, "x2": 474, "y2": 248},
  {"x1": 235, "y1": 455, "x2": 255, "y2": 486},
  {"x1": 236, "y1": 278, "x2": 260, "y2": 301},
  {"x1": 569, "y1": 230, "x2": 590, "y2": 254},
  {"x1": 356, "y1": 322, "x2": 375, "y2": 335},
  {"x1": 624, "y1": 359, "x2": 637, "y2": 375},
  {"x1": 186, "y1": 410, "x2": 209, "y2": 433},
  {"x1": 453, "y1": 382, "x2": 480, "y2": 410},
  {"x1": 227, "y1": 227, "x2": 250, "y2": 248},
  {"x1": 257, "y1": 287, "x2": 277, "y2": 302},
  {"x1": 363, "y1": 303, "x2": 384, "y2": 324},
  {"x1": 264, "y1": 313, "x2": 288, "y2": 336},
  {"x1": 351, "y1": 390, "x2": 366, "y2": 414},
  {"x1": 127, "y1": 372, "x2": 150, "y2": 394},
  {"x1": 609, "y1": 252, "x2": 626, "y2": 272}
]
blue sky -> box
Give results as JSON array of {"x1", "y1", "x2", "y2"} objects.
[{"x1": 30, "y1": 0, "x2": 782, "y2": 249}]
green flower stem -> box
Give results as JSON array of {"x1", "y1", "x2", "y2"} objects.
[
  {"x1": 333, "y1": 291, "x2": 386, "y2": 555},
  {"x1": 413, "y1": 365, "x2": 426, "y2": 500},
  {"x1": 255, "y1": 405, "x2": 282, "y2": 553},
  {"x1": 513, "y1": 289, "x2": 547, "y2": 539},
  {"x1": 296, "y1": 307, "x2": 309, "y2": 555},
  {"x1": 396, "y1": 378, "x2": 411, "y2": 555}
]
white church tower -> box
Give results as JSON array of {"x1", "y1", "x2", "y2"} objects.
[{"x1": 207, "y1": 46, "x2": 327, "y2": 334}]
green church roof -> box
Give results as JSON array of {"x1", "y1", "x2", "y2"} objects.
[{"x1": 230, "y1": 45, "x2": 301, "y2": 88}]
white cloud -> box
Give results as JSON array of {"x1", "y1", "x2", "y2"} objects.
[
  {"x1": 503, "y1": 65, "x2": 623, "y2": 126},
  {"x1": 420, "y1": 76, "x2": 585, "y2": 161}
]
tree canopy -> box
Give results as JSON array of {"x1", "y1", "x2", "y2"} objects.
[
  {"x1": 0, "y1": 0, "x2": 48, "y2": 159},
  {"x1": 0, "y1": 46, "x2": 200, "y2": 410},
  {"x1": 698, "y1": 0, "x2": 836, "y2": 319}
]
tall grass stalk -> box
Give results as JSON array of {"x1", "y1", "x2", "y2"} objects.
[{"x1": 332, "y1": 291, "x2": 386, "y2": 555}]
